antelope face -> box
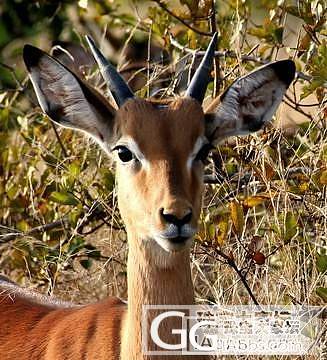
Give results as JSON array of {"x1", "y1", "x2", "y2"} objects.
[
  {"x1": 115, "y1": 98, "x2": 207, "y2": 252},
  {"x1": 23, "y1": 34, "x2": 295, "y2": 261}
]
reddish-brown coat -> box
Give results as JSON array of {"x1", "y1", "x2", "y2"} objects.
[{"x1": 0, "y1": 282, "x2": 125, "y2": 360}]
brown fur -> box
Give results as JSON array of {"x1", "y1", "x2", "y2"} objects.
[
  {"x1": 1, "y1": 49, "x2": 292, "y2": 358},
  {"x1": 0, "y1": 98, "x2": 208, "y2": 360},
  {"x1": 0, "y1": 281, "x2": 125, "y2": 359},
  {"x1": 116, "y1": 98, "x2": 204, "y2": 239}
]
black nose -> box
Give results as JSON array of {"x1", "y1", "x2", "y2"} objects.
[{"x1": 160, "y1": 209, "x2": 192, "y2": 227}]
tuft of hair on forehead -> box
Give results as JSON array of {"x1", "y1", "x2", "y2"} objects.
[
  {"x1": 168, "y1": 97, "x2": 204, "y2": 114},
  {"x1": 116, "y1": 97, "x2": 204, "y2": 127},
  {"x1": 118, "y1": 96, "x2": 203, "y2": 111}
]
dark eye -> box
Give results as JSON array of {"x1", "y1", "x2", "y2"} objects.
[
  {"x1": 115, "y1": 146, "x2": 135, "y2": 163},
  {"x1": 195, "y1": 144, "x2": 214, "y2": 163}
]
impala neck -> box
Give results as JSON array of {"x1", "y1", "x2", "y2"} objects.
[{"x1": 121, "y1": 235, "x2": 195, "y2": 360}]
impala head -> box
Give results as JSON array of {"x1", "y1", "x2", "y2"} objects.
[{"x1": 23, "y1": 35, "x2": 295, "y2": 261}]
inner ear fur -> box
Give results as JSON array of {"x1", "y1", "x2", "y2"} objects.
[
  {"x1": 23, "y1": 44, "x2": 118, "y2": 148},
  {"x1": 204, "y1": 60, "x2": 296, "y2": 144}
]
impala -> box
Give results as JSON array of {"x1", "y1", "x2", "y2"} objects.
[{"x1": 0, "y1": 33, "x2": 295, "y2": 359}]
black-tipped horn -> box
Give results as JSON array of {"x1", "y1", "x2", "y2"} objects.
[
  {"x1": 185, "y1": 33, "x2": 218, "y2": 103},
  {"x1": 85, "y1": 35, "x2": 134, "y2": 107}
]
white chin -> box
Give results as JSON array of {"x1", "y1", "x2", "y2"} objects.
[{"x1": 154, "y1": 236, "x2": 193, "y2": 253}]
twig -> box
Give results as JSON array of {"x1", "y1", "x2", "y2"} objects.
[
  {"x1": 209, "y1": 0, "x2": 220, "y2": 96},
  {"x1": 0, "y1": 204, "x2": 123, "y2": 244},
  {"x1": 285, "y1": 93, "x2": 326, "y2": 108},
  {"x1": 0, "y1": 219, "x2": 70, "y2": 243},
  {"x1": 170, "y1": 34, "x2": 265, "y2": 63},
  {"x1": 283, "y1": 97, "x2": 313, "y2": 121},
  {"x1": 152, "y1": 0, "x2": 212, "y2": 37},
  {"x1": 204, "y1": 174, "x2": 224, "y2": 184},
  {"x1": 49, "y1": 121, "x2": 68, "y2": 158},
  {"x1": 203, "y1": 245, "x2": 260, "y2": 305},
  {"x1": 170, "y1": 35, "x2": 313, "y2": 83},
  {"x1": 0, "y1": 61, "x2": 25, "y2": 90}
]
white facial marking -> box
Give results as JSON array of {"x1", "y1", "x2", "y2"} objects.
[
  {"x1": 152, "y1": 223, "x2": 197, "y2": 253},
  {"x1": 154, "y1": 235, "x2": 193, "y2": 253},
  {"x1": 187, "y1": 136, "x2": 208, "y2": 170},
  {"x1": 115, "y1": 136, "x2": 150, "y2": 169}
]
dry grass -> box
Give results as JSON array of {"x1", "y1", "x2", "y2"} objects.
[{"x1": 0, "y1": 1, "x2": 326, "y2": 357}]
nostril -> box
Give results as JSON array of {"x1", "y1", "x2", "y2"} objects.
[
  {"x1": 160, "y1": 208, "x2": 193, "y2": 226},
  {"x1": 182, "y1": 210, "x2": 192, "y2": 224},
  {"x1": 160, "y1": 209, "x2": 178, "y2": 225}
]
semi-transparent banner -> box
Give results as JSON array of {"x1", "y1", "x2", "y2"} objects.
[{"x1": 142, "y1": 305, "x2": 326, "y2": 356}]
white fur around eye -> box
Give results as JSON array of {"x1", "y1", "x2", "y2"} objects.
[
  {"x1": 115, "y1": 137, "x2": 150, "y2": 170},
  {"x1": 187, "y1": 136, "x2": 207, "y2": 171}
]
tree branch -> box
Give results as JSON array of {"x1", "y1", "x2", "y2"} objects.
[
  {"x1": 170, "y1": 34, "x2": 265, "y2": 63},
  {"x1": 170, "y1": 35, "x2": 313, "y2": 83},
  {"x1": 202, "y1": 245, "x2": 260, "y2": 305},
  {"x1": 152, "y1": 0, "x2": 212, "y2": 37},
  {"x1": 0, "y1": 205, "x2": 123, "y2": 244}
]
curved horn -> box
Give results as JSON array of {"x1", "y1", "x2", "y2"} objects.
[
  {"x1": 185, "y1": 32, "x2": 218, "y2": 103},
  {"x1": 85, "y1": 35, "x2": 134, "y2": 107}
]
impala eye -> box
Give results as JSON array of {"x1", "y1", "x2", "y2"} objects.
[
  {"x1": 114, "y1": 146, "x2": 135, "y2": 163},
  {"x1": 195, "y1": 144, "x2": 214, "y2": 163}
]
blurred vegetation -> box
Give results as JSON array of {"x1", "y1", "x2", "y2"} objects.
[{"x1": 0, "y1": 0, "x2": 326, "y2": 310}]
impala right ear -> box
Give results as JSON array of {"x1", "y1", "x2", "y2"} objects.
[
  {"x1": 205, "y1": 60, "x2": 296, "y2": 144},
  {"x1": 23, "y1": 45, "x2": 118, "y2": 149}
]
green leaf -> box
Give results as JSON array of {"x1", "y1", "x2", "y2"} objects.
[
  {"x1": 68, "y1": 207, "x2": 83, "y2": 227},
  {"x1": 273, "y1": 27, "x2": 284, "y2": 44},
  {"x1": 50, "y1": 191, "x2": 79, "y2": 206},
  {"x1": 319, "y1": 170, "x2": 327, "y2": 185},
  {"x1": 316, "y1": 287, "x2": 327, "y2": 302},
  {"x1": 208, "y1": 223, "x2": 216, "y2": 241},
  {"x1": 100, "y1": 168, "x2": 115, "y2": 191},
  {"x1": 316, "y1": 255, "x2": 327, "y2": 273},
  {"x1": 80, "y1": 259, "x2": 92, "y2": 269},
  {"x1": 230, "y1": 201, "x2": 244, "y2": 236},
  {"x1": 284, "y1": 212, "x2": 297, "y2": 241},
  {"x1": 68, "y1": 161, "x2": 81, "y2": 180},
  {"x1": 243, "y1": 195, "x2": 270, "y2": 208},
  {"x1": 84, "y1": 244, "x2": 101, "y2": 259},
  {"x1": 67, "y1": 236, "x2": 85, "y2": 255},
  {"x1": 216, "y1": 215, "x2": 229, "y2": 246}
]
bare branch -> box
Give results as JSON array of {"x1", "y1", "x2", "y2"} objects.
[
  {"x1": 170, "y1": 34, "x2": 265, "y2": 63},
  {"x1": 0, "y1": 205, "x2": 124, "y2": 244},
  {"x1": 216, "y1": 250, "x2": 260, "y2": 305},
  {"x1": 170, "y1": 35, "x2": 313, "y2": 83},
  {"x1": 152, "y1": 0, "x2": 212, "y2": 37}
]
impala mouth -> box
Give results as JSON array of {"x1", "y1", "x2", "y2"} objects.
[
  {"x1": 153, "y1": 225, "x2": 196, "y2": 252},
  {"x1": 169, "y1": 236, "x2": 189, "y2": 244},
  {"x1": 153, "y1": 234, "x2": 194, "y2": 253}
]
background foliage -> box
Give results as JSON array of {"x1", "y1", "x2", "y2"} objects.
[{"x1": 0, "y1": 0, "x2": 326, "y2": 316}]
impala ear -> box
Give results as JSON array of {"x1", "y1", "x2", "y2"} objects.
[
  {"x1": 23, "y1": 45, "x2": 118, "y2": 150},
  {"x1": 205, "y1": 60, "x2": 296, "y2": 144}
]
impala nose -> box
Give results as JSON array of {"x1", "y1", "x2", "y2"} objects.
[{"x1": 160, "y1": 208, "x2": 193, "y2": 227}]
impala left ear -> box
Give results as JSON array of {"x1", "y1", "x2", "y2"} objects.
[{"x1": 205, "y1": 60, "x2": 296, "y2": 144}]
